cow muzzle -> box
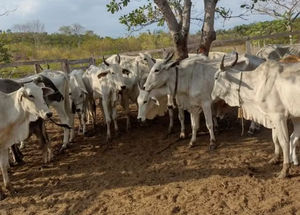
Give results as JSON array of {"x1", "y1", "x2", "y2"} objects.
[{"x1": 137, "y1": 117, "x2": 148, "y2": 126}]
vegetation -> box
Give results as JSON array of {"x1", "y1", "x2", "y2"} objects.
[{"x1": 1, "y1": 16, "x2": 300, "y2": 65}]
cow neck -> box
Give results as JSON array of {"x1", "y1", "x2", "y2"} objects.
[{"x1": 171, "y1": 66, "x2": 179, "y2": 107}]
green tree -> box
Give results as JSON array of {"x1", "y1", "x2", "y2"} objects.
[
  {"x1": 0, "y1": 33, "x2": 12, "y2": 63},
  {"x1": 243, "y1": 0, "x2": 300, "y2": 44}
]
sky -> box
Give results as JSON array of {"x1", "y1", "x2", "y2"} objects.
[{"x1": 0, "y1": 0, "x2": 274, "y2": 38}]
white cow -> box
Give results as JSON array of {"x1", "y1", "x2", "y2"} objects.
[
  {"x1": 104, "y1": 54, "x2": 150, "y2": 131},
  {"x1": 69, "y1": 69, "x2": 88, "y2": 135},
  {"x1": 0, "y1": 83, "x2": 53, "y2": 200},
  {"x1": 143, "y1": 53, "x2": 238, "y2": 149},
  {"x1": 39, "y1": 70, "x2": 74, "y2": 150},
  {"x1": 211, "y1": 54, "x2": 300, "y2": 178},
  {"x1": 83, "y1": 64, "x2": 121, "y2": 141},
  {"x1": 137, "y1": 87, "x2": 186, "y2": 138}
]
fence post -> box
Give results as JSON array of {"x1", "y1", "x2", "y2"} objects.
[
  {"x1": 89, "y1": 57, "x2": 96, "y2": 66},
  {"x1": 61, "y1": 59, "x2": 70, "y2": 74},
  {"x1": 34, "y1": 63, "x2": 42, "y2": 74},
  {"x1": 246, "y1": 39, "x2": 251, "y2": 54}
]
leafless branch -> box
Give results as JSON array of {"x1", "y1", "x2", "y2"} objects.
[{"x1": 0, "y1": 7, "x2": 17, "y2": 16}]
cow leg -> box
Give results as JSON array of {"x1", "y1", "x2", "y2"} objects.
[
  {"x1": 269, "y1": 128, "x2": 281, "y2": 165},
  {"x1": 77, "y1": 112, "x2": 83, "y2": 133},
  {"x1": 53, "y1": 103, "x2": 72, "y2": 150},
  {"x1": 289, "y1": 133, "x2": 299, "y2": 166},
  {"x1": 290, "y1": 118, "x2": 300, "y2": 166},
  {"x1": 111, "y1": 103, "x2": 119, "y2": 136},
  {"x1": 168, "y1": 107, "x2": 174, "y2": 134},
  {"x1": 120, "y1": 94, "x2": 131, "y2": 132},
  {"x1": 35, "y1": 119, "x2": 52, "y2": 164},
  {"x1": 10, "y1": 144, "x2": 24, "y2": 164},
  {"x1": 81, "y1": 111, "x2": 87, "y2": 136},
  {"x1": 272, "y1": 116, "x2": 290, "y2": 178},
  {"x1": 0, "y1": 149, "x2": 16, "y2": 196},
  {"x1": 102, "y1": 99, "x2": 112, "y2": 142},
  {"x1": 248, "y1": 121, "x2": 261, "y2": 135},
  {"x1": 178, "y1": 108, "x2": 186, "y2": 139},
  {"x1": 248, "y1": 121, "x2": 256, "y2": 135},
  {"x1": 202, "y1": 102, "x2": 217, "y2": 150},
  {"x1": 188, "y1": 112, "x2": 199, "y2": 148},
  {"x1": 20, "y1": 141, "x2": 26, "y2": 149}
]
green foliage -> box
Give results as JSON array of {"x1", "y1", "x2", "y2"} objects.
[
  {"x1": 108, "y1": 0, "x2": 164, "y2": 31},
  {"x1": 2, "y1": 30, "x2": 172, "y2": 63},
  {"x1": 0, "y1": 32, "x2": 12, "y2": 63}
]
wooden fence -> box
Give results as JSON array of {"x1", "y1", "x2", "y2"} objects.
[{"x1": 0, "y1": 31, "x2": 299, "y2": 77}]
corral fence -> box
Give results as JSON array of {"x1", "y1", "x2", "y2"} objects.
[{"x1": 0, "y1": 31, "x2": 299, "y2": 78}]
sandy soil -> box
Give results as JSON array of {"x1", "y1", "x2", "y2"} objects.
[{"x1": 1, "y1": 105, "x2": 300, "y2": 215}]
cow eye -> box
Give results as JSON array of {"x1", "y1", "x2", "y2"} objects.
[
  {"x1": 112, "y1": 72, "x2": 115, "y2": 74},
  {"x1": 154, "y1": 69, "x2": 159, "y2": 73},
  {"x1": 143, "y1": 101, "x2": 147, "y2": 104},
  {"x1": 80, "y1": 94, "x2": 83, "y2": 98},
  {"x1": 29, "y1": 95, "x2": 34, "y2": 98},
  {"x1": 69, "y1": 93, "x2": 72, "y2": 95}
]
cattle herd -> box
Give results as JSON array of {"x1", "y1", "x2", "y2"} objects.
[{"x1": 0, "y1": 44, "x2": 300, "y2": 200}]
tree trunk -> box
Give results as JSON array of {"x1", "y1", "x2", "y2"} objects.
[
  {"x1": 154, "y1": 0, "x2": 191, "y2": 61},
  {"x1": 199, "y1": 0, "x2": 218, "y2": 56},
  {"x1": 172, "y1": 33, "x2": 189, "y2": 60}
]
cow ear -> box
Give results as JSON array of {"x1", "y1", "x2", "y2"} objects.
[
  {"x1": 165, "y1": 61, "x2": 179, "y2": 70},
  {"x1": 150, "y1": 96, "x2": 160, "y2": 106},
  {"x1": 18, "y1": 88, "x2": 25, "y2": 102},
  {"x1": 41, "y1": 87, "x2": 55, "y2": 96},
  {"x1": 97, "y1": 71, "x2": 109, "y2": 79},
  {"x1": 81, "y1": 87, "x2": 88, "y2": 94}
]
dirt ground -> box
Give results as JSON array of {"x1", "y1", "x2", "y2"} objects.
[{"x1": 1, "y1": 105, "x2": 300, "y2": 215}]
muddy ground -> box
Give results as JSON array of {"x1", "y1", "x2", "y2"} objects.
[{"x1": 1, "y1": 105, "x2": 300, "y2": 215}]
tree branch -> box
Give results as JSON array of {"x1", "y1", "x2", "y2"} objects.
[{"x1": 153, "y1": 0, "x2": 180, "y2": 33}]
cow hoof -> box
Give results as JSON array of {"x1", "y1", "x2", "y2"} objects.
[
  {"x1": 79, "y1": 128, "x2": 83, "y2": 133},
  {"x1": 17, "y1": 160, "x2": 26, "y2": 166},
  {"x1": 268, "y1": 157, "x2": 279, "y2": 165},
  {"x1": 0, "y1": 193, "x2": 6, "y2": 200},
  {"x1": 187, "y1": 142, "x2": 195, "y2": 149},
  {"x1": 6, "y1": 184, "x2": 17, "y2": 194},
  {"x1": 126, "y1": 126, "x2": 131, "y2": 132},
  {"x1": 293, "y1": 162, "x2": 299, "y2": 166},
  {"x1": 209, "y1": 144, "x2": 217, "y2": 150},
  {"x1": 115, "y1": 131, "x2": 120, "y2": 137},
  {"x1": 247, "y1": 132, "x2": 254, "y2": 136},
  {"x1": 83, "y1": 131, "x2": 88, "y2": 136},
  {"x1": 179, "y1": 132, "x2": 186, "y2": 139},
  {"x1": 276, "y1": 171, "x2": 288, "y2": 179},
  {"x1": 107, "y1": 137, "x2": 112, "y2": 142}
]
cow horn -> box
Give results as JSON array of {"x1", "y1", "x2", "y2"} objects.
[
  {"x1": 220, "y1": 55, "x2": 225, "y2": 71},
  {"x1": 38, "y1": 64, "x2": 43, "y2": 70},
  {"x1": 103, "y1": 56, "x2": 109, "y2": 66},
  {"x1": 117, "y1": 53, "x2": 121, "y2": 64},
  {"x1": 230, "y1": 52, "x2": 239, "y2": 67},
  {"x1": 165, "y1": 52, "x2": 174, "y2": 64}
]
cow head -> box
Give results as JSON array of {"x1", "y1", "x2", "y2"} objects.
[
  {"x1": 137, "y1": 89, "x2": 160, "y2": 123},
  {"x1": 69, "y1": 73, "x2": 88, "y2": 114},
  {"x1": 33, "y1": 75, "x2": 64, "y2": 103},
  {"x1": 211, "y1": 53, "x2": 241, "y2": 107},
  {"x1": 70, "y1": 86, "x2": 87, "y2": 114},
  {"x1": 18, "y1": 82, "x2": 54, "y2": 121},
  {"x1": 102, "y1": 54, "x2": 130, "y2": 92},
  {"x1": 143, "y1": 52, "x2": 179, "y2": 92},
  {"x1": 138, "y1": 52, "x2": 157, "y2": 69}
]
